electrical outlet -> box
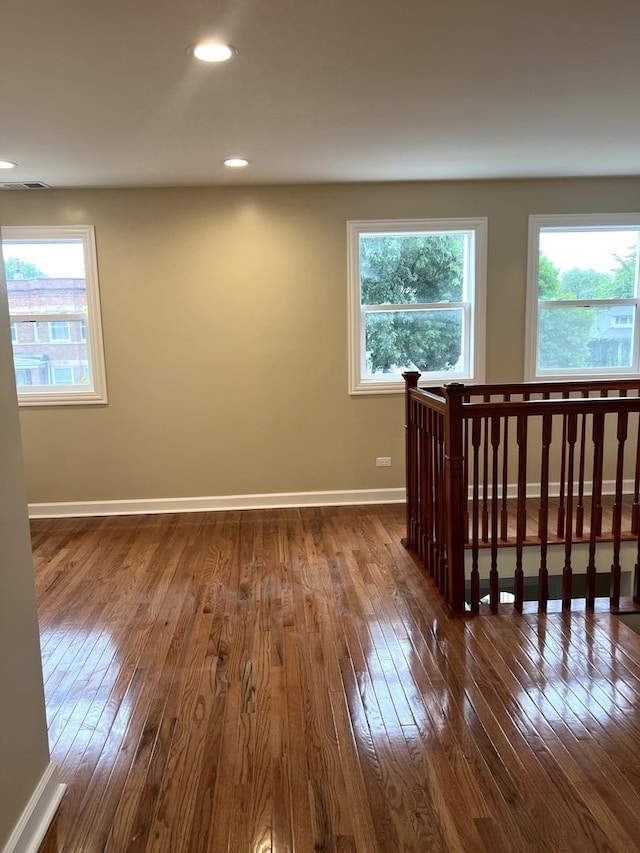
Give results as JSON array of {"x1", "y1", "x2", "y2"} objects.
[{"x1": 376, "y1": 456, "x2": 392, "y2": 467}]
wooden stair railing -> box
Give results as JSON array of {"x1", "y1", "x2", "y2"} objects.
[{"x1": 403, "y1": 372, "x2": 640, "y2": 616}]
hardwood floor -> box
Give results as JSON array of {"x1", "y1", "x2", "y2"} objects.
[{"x1": 33, "y1": 505, "x2": 640, "y2": 852}]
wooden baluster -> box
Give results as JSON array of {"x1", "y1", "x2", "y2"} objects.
[
  {"x1": 575, "y1": 393, "x2": 588, "y2": 538},
  {"x1": 411, "y1": 402, "x2": 417, "y2": 555},
  {"x1": 430, "y1": 406, "x2": 438, "y2": 567},
  {"x1": 425, "y1": 408, "x2": 435, "y2": 578},
  {"x1": 431, "y1": 408, "x2": 441, "y2": 587},
  {"x1": 489, "y1": 415, "x2": 501, "y2": 613},
  {"x1": 538, "y1": 414, "x2": 552, "y2": 612},
  {"x1": 443, "y1": 383, "x2": 467, "y2": 613},
  {"x1": 610, "y1": 411, "x2": 628, "y2": 609},
  {"x1": 416, "y1": 403, "x2": 433, "y2": 568},
  {"x1": 412, "y1": 397, "x2": 420, "y2": 551},
  {"x1": 437, "y1": 411, "x2": 446, "y2": 595},
  {"x1": 427, "y1": 407, "x2": 436, "y2": 579},
  {"x1": 557, "y1": 412, "x2": 568, "y2": 537},
  {"x1": 481, "y1": 398, "x2": 490, "y2": 542},
  {"x1": 402, "y1": 371, "x2": 420, "y2": 551},
  {"x1": 425, "y1": 406, "x2": 434, "y2": 568},
  {"x1": 414, "y1": 402, "x2": 420, "y2": 559},
  {"x1": 463, "y1": 413, "x2": 470, "y2": 545},
  {"x1": 417, "y1": 405, "x2": 426, "y2": 565},
  {"x1": 635, "y1": 395, "x2": 640, "y2": 604},
  {"x1": 441, "y1": 411, "x2": 450, "y2": 598},
  {"x1": 432, "y1": 409, "x2": 440, "y2": 579},
  {"x1": 586, "y1": 411, "x2": 605, "y2": 609},
  {"x1": 434, "y1": 416, "x2": 447, "y2": 598},
  {"x1": 633, "y1": 406, "x2": 640, "y2": 535},
  {"x1": 407, "y1": 394, "x2": 418, "y2": 551},
  {"x1": 424, "y1": 402, "x2": 430, "y2": 554},
  {"x1": 595, "y1": 406, "x2": 606, "y2": 538},
  {"x1": 471, "y1": 418, "x2": 481, "y2": 614},
  {"x1": 514, "y1": 415, "x2": 528, "y2": 613},
  {"x1": 501, "y1": 395, "x2": 510, "y2": 541},
  {"x1": 562, "y1": 413, "x2": 578, "y2": 611},
  {"x1": 416, "y1": 393, "x2": 424, "y2": 555}
]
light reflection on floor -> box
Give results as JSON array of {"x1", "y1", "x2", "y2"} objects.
[
  {"x1": 348, "y1": 602, "x2": 640, "y2": 753},
  {"x1": 39, "y1": 625, "x2": 132, "y2": 768}
]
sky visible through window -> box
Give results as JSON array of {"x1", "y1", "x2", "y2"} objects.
[
  {"x1": 540, "y1": 230, "x2": 638, "y2": 274},
  {"x1": 2, "y1": 241, "x2": 85, "y2": 277}
]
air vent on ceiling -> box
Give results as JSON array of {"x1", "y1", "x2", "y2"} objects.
[{"x1": 0, "y1": 181, "x2": 50, "y2": 190}]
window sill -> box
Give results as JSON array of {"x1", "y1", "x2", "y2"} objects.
[{"x1": 17, "y1": 390, "x2": 108, "y2": 407}]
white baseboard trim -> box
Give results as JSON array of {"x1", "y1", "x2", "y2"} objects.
[
  {"x1": 471, "y1": 478, "x2": 633, "y2": 500},
  {"x1": 28, "y1": 474, "x2": 636, "y2": 520},
  {"x1": 28, "y1": 488, "x2": 407, "y2": 519},
  {"x1": 2, "y1": 763, "x2": 65, "y2": 853}
]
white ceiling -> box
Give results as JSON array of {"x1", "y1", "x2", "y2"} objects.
[{"x1": 2, "y1": 0, "x2": 640, "y2": 189}]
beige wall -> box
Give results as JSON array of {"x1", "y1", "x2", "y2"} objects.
[
  {"x1": 0, "y1": 257, "x2": 51, "y2": 847},
  {"x1": 2, "y1": 177, "x2": 640, "y2": 505}
]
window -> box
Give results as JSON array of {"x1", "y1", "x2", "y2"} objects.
[
  {"x1": 14, "y1": 368, "x2": 28, "y2": 387},
  {"x1": 348, "y1": 218, "x2": 487, "y2": 394},
  {"x1": 526, "y1": 214, "x2": 640, "y2": 380},
  {"x1": 613, "y1": 314, "x2": 633, "y2": 327},
  {"x1": 49, "y1": 321, "x2": 71, "y2": 342},
  {"x1": 52, "y1": 366, "x2": 74, "y2": 385},
  {"x1": 1, "y1": 225, "x2": 107, "y2": 405}
]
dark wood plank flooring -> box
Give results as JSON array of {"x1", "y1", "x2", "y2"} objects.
[{"x1": 33, "y1": 505, "x2": 640, "y2": 852}]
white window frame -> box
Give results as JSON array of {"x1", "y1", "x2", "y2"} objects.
[
  {"x1": 9, "y1": 321, "x2": 16, "y2": 343},
  {"x1": 2, "y1": 225, "x2": 108, "y2": 405},
  {"x1": 347, "y1": 218, "x2": 487, "y2": 395},
  {"x1": 525, "y1": 214, "x2": 640, "y2": 381}
]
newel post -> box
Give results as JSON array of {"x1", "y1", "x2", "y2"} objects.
[
  {"x1": 402, "y1": 371, "x2": 421, "y2": 551},
  {"x1": 443, "y1": 383, "x2": 466, "y2": 613}
]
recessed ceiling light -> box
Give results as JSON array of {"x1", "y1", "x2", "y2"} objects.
[
  {"x1": 224, "y1": 158, "x2": 249, "y2": 168},
  {"x1": 193, "y1": 42, "x2": 236, "y2": 63},
  {"x1": 0, "y1": 160, "x2": 17, "y2": 169}
]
